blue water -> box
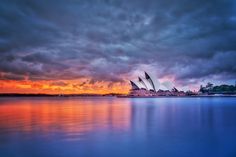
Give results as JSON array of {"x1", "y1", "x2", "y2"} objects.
[{"x1": 0, "y1": 97, "x2": 236, "y2": 157}]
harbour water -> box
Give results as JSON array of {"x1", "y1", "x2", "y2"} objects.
[{"x1": 0, "y1": 97, "x2": 236, "y2": 157}]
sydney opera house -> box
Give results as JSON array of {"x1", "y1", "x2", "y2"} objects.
[{"x1": 129, "y1": 72, "x2": 185, "y2": 97}]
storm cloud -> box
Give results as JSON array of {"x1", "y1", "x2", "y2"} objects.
[{"x1": 0, "y1": 0, "x2": 236, "y2": 87}]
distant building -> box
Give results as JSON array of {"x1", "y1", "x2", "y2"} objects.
[{"x1": 129, "y1": 72, "x2": 185, "y2": 97}]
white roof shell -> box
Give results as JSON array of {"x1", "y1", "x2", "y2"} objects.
[{"x1": 139, "y1": 76, "x2": 154, "y2": 91}]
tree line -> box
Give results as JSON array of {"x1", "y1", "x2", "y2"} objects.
[{"x1": 199, "y1": 82, "x2": 236, "y2": 94}]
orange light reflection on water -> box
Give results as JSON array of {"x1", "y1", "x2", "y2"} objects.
[{"x1": 0, "y1": 98, "x2": 131, "y2": 139}]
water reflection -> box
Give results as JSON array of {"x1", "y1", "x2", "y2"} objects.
[
  {"x1": 0, "y1": 97, "x2": 131, "y2": 141},
  {"x1": 0, "y1": 98, "x2": 236, "y2": 138},
  {"x1": 130, "y1": 98, "x2": 236, "y2": 133},
  {"x1": 0, "y1": 97, "x2": 236, "y2": 157}
]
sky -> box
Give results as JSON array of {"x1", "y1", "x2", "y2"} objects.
[{"x1": 0, "y1": 0, "x2": 236, "y2": 94}]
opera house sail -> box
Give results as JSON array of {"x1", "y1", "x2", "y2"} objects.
[{"x1": 130, "y1": 81, "x2": 140, "y2": 90}]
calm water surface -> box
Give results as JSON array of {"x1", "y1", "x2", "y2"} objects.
[{"x1": 0, "y1": 97, "x2": 236, "y2": 157}]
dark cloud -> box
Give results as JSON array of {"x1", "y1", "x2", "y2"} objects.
[
  {"x1": 0, "y1": 0, "x2": 236, "y2": 86},
  {"x1": 0, "y1": 72, "x2": 25, "y2": 81}
]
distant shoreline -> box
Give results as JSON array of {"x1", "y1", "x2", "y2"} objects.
[
  {"x1": 0, "y1": 93, "x2": 122, "y2": 97},
  {"x1": 0, "y1": 93, "x2": 236, "y2": 98},
  {"x1": 117, "y1": 95, "x2": 236, "y2": 98}
]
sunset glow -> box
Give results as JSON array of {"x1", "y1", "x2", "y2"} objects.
[
  {"x1": 0, "y1": 80, "x2": 130, "y2": 94},
  {"x1": 0, "y1": 0, "x2": 236, "y2": 157}
]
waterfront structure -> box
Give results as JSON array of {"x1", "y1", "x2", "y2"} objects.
[{"x1": 129, "y1": 72, "x2": 185, "y2": 96}]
